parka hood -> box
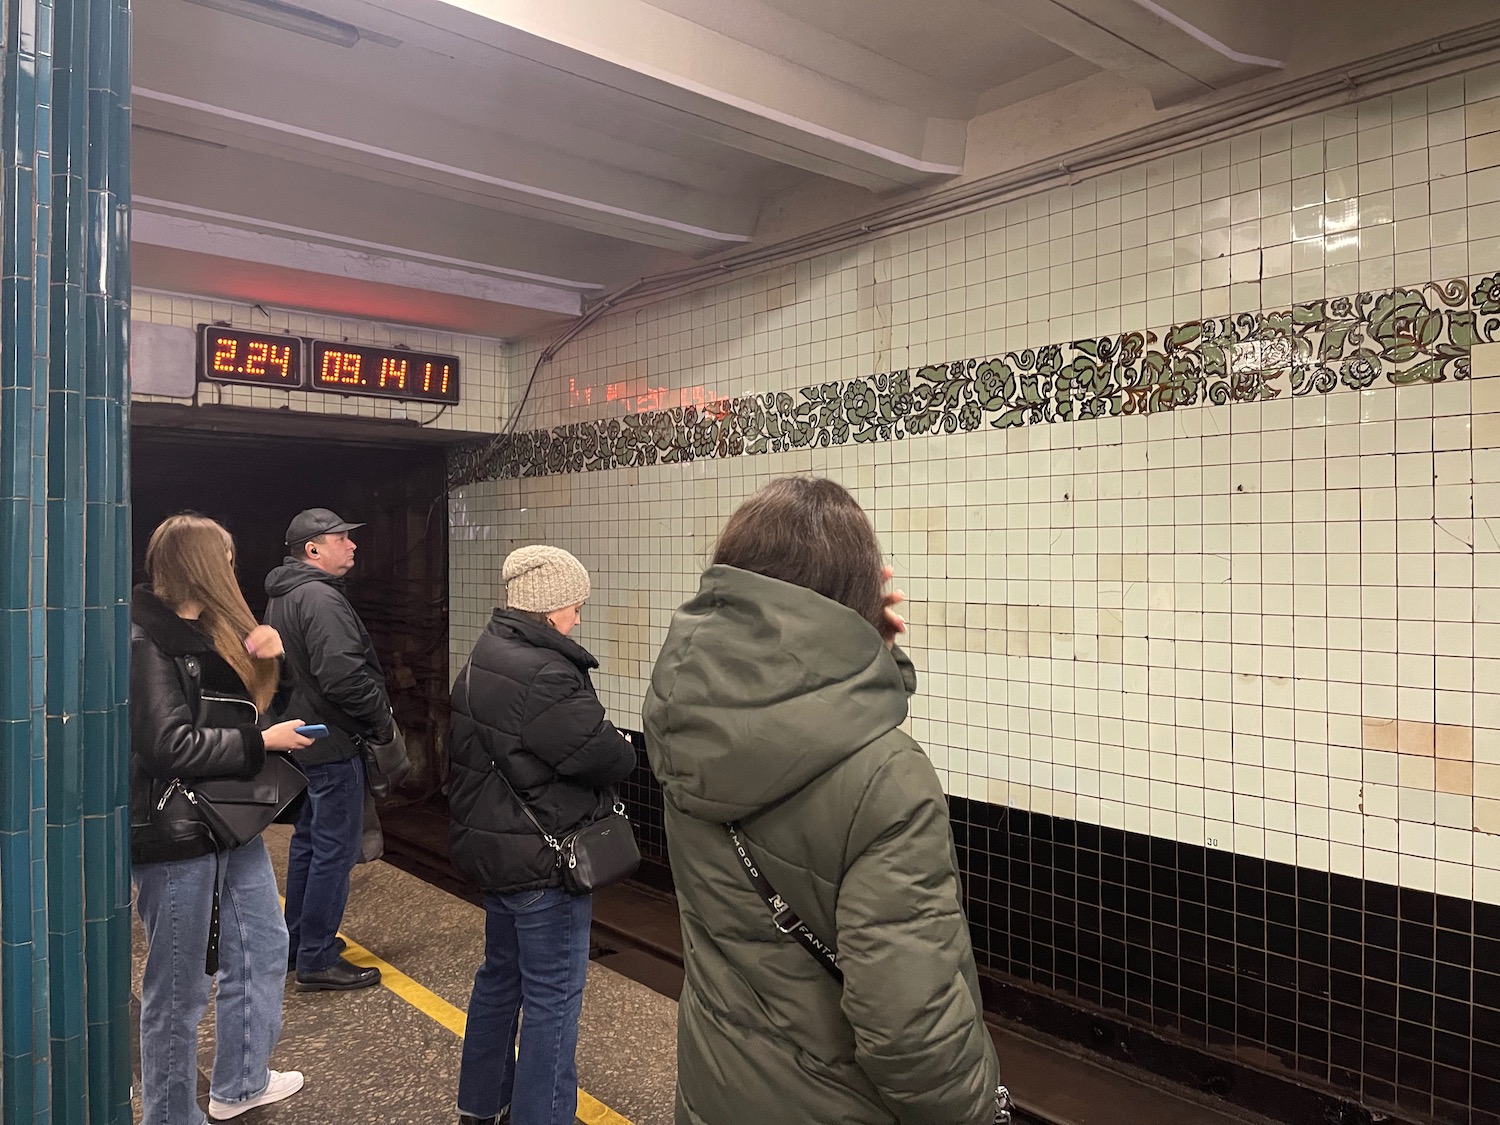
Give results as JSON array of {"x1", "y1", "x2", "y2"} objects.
[
  {"x1": 642, "y1": 565, "x2": 911, "y2": 823},
  {"x1": 264, "y1": 557, "x2": 341, "y2": 598}
]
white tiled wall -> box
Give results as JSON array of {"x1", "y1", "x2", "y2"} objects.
[
  {"x1": 456, "y1": 67, "x2": 1500, "y2": 906},
  {"x1": 130, "y1": 290, "x2": 512, "y2": 434}
]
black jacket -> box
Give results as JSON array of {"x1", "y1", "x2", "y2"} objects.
[
  {"x1": 448, "y1": 610, "x2": 637, "y2": 894},
  {"x1": 129, "y1": 587, "x2": 268, "y2": 865},
  {"x1": 263, "y1": 558, "x2": 391, "y2": 768}
]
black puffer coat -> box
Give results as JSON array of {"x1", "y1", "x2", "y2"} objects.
[
  {"x1": 129, "y1": 586, "x2": 268, "y2": 865},
  {"x1": 448, "y1": 610, "x2": 637, "y2": 894}
]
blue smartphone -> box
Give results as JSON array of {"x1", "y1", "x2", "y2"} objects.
[{"x1": 295, "y1": 724, "x2": 329, "y2": 739}]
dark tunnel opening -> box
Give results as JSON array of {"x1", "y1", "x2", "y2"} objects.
[{"x1": 129, "y1": 425, "x2": 452, "y2": 800}]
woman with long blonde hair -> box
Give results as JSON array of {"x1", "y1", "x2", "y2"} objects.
[{"x1": 131, "y1": 513, "x2": 313, "y2": 1125}]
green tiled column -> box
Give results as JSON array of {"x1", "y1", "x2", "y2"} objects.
[{"x1": 1, "y1": 1, "x2": 134, "y2": 1124}]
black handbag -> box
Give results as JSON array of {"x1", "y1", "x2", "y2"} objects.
[
  {"x1": 167, "y1": 692, "x2": 308, "y2": 850},
  {"x1": 160, "y1": 756, "x2": 307, "y2": 851},
  {"x1": 155, "y1": 690, "x2": 308, "y2": 974},
  {"x1": 493, "y1": 767, "x2": 640, "y2": 895},
  {"x1": 358, "y1": 716, "x2": 412, "y2": 799},
  {"x1": 556, "y1": 806, "x2": 640, "y2": 895}
]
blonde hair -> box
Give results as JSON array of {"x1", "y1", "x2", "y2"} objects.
[{"x1": 145, "y1": 513, "x2": 278, "y2": 711}]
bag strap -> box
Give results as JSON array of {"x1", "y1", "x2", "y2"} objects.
[
  {"x1": 493, "y1": 763, "x2": 563, "y2": 854},
  {"x1": 725, "y1": 823, "x2": 842, "y2": 983},
  {"x1": 463, "y1": 660, "x2": 563, "y2": 854},
  {"x1": 205, "y1": 847, "x2": 223, "y2": 976},
  {"x1": 162, "y1": 656, "x2": 228, "y2": 977}
]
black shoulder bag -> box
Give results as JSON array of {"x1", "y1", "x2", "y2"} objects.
[
  {"x1": 462, "y1": 661, "x2": 640, "y2": 895},
  {"x1": 494, "y1": 768, "x2": 640, "y2": 895},
  {"x1": 180, "y1": 691, "x2": 308, "y2": 850},
  {"x1": 357, "y1": 716, "x2": 411, "y2": 799},
  {"x1": 294, "y1": 682, "x2": 410, "y2": 799},
  {"x1": 154, "y1": 675, "x2": 307, "y2": 974},
  {"x1": 726, "y1": 823, "x2": 1014, "y2": 1124}
]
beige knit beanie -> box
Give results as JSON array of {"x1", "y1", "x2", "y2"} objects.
[{"x1": 503, "y1": 545, "x2": 591, "y2": 614}]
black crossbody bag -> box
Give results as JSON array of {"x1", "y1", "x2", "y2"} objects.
[
  {"x1": 726, "y1": 823, "x2": 1014, "y2": 1124},
  {"x1": 174, "y1": 692, "x2": 308, "y2": 850},
  {"x1": 493, "y1": 768, "x2": 640, "y2": 895},
  {"x1": 462, "y1": 661, "x2": 640, "y2": 895},
  {"x1": 153, "y1": 682, "x2": 307, "y2": 974}
]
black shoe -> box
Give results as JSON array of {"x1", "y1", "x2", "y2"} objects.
[
  {"x1": 287, "y1": 936, "x2": 346, "y2": 971},
  {"x1": 294, "y1": 956, "x2": 380, "y2": 991},
  {"x1": 458, "y1": 1114, "x2": 508, "y2": 1125}
]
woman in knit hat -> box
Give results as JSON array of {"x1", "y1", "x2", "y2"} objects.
[{"x1": 447, "y1": 545, "x2": 638, "y2": 1125}]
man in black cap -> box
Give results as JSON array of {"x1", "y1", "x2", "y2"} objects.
[{"x1": 264, "y1": 508, "x2": 390, "y2": 991}]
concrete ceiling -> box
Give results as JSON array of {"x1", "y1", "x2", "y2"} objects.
[{"x1": 131, "y1": 0, "x2": 1499, "y2": 338}]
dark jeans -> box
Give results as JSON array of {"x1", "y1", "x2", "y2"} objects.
[
  {"x1": 458, "y1": 887, "x2": 592, "y2": 1125},
  {"x1": 284, "y1": 755, "x2": 365, "y2": 972}
]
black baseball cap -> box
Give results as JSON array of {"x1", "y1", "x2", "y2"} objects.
[{"x1": 285, "y1": 508, "x2": 364, "y2": 548}]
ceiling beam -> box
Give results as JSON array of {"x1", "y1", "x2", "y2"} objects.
[
  {"x1": 999, "y1": 0, "x2": 1282, "y2": 107},
  {"x1": 129, "y1": 125, "x2": 684, "y2": 291},
  {"x1": 132, "y1": 201, "x2": 586, "y2": 315},
  {"x1": 133, "y1": 87, "x2": 757, "y2": 251},
  {"x1": 366, "y1": 0, "x2": 966, "y2": 191}
]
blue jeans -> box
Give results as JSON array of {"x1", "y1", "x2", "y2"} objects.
[
  {"x1": 284, "y1": 756, "x2": 365, "y2": 972},
  {"x1": 458, "y1": 887, "x2": 593, "y2": 1125},
  {"x1": 133, "y1": 837, "x2": 289, "y2": 1125}
]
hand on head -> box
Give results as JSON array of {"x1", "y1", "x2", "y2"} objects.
[
  {"x1": 244, "y1": 625, "x2": 284, "y2": 659},
  {"x1": 879, "y1": 565, "x2": 906, "y2": 650}
]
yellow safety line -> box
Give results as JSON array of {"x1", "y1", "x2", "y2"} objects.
[
  {"x1": 340, "y1": 937, "x2": 468, "y2": 1036},
  {"x1": 278, "y1": 899, "x2": 633, "y2": 1125},
  {"x1": 339, "y1": 935, "x2": 632, "y2": 1125}
]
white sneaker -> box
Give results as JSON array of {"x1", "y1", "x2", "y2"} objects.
[{"x1": 208, "y1": 1070, "x2": 305, "y2": 1120}]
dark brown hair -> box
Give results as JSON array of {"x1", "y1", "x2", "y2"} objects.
[
  {"x1": 712, "y1": 477, "x2": 886, "y2": 633},
  {"x1": 146, "y1": 513, "x2": 279, "y2": 711}
]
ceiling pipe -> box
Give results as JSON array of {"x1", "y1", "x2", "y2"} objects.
[{"x1": 180, "y1": 0, "x2": 364, "y2": 48}]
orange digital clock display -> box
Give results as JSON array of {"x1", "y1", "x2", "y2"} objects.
[
  {"x1": 310, "y1": 341, "x2": 460, "y2": 405},
  {"x1": 199, "y1": 326, "x2": 304, "y2": 388}
]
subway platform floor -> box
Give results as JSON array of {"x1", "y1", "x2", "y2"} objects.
[
  {"x1": 128, "y1": 823, "x2": 1269, "y2": 1125},
  {"x1": 129, "y1": 825, "x2": 675, "y2": 1125}
]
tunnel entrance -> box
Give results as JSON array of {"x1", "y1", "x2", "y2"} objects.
[{"x1": 130, "y1": 420, "x2": 452, "y2": 799}]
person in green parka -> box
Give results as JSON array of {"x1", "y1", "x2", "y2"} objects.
[{"x1": 642, "y1": 476, "x2": 1004, "y2": 1125}]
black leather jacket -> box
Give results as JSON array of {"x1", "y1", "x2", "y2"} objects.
[{"x1": 129, "y1": 587, "x2": 267, "y2": 865}]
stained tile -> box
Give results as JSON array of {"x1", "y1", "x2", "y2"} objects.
[
  {"x1": 1399, "y1": 721, "x2": 1437, "y2": 757},
  {"x1": 1436, "y1": 725, "x2": 1474, "y2": 761},
  {"x1": 1437, "y1": 760, "x2": 1474, "y2": 796}
]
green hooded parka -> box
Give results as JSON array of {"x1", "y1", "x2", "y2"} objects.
[{"x1": 643, "y1": 565, "x2": 1000, "y2": 1125}]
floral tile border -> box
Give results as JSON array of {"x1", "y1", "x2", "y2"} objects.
[{"x1": 448, "y1": 276, "x2": 1500, "y2": 489}]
